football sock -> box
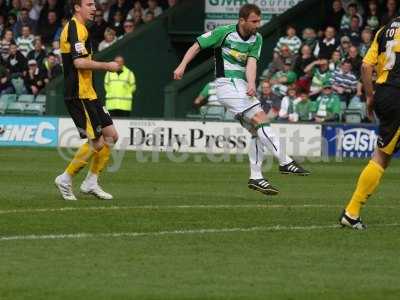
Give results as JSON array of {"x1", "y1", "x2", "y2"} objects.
[
  {"x1": 256, "y1": 123, "x2": 292, "y2": 166},
  {"x1": 248, "y1": 137, "x2": 264, "y2": 179},
  {"x1": 65, "y1": 142, "x2": 95, "y2": 177},
  {"x1": 346, "y1": 160, "x2": 384, "y2": 218},
  {"x1": 89, "y1": 143, "x2": 111, "y2": 176}
]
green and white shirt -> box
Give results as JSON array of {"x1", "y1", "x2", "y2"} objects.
[{"x1": 197, "y1": 24, "x2": 262, "y2": 81}]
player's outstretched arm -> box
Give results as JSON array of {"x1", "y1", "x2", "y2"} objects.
[
  {"x1": 74, "y1": 58, "x2": 121, "y2": 72},
  {"x1": 361, "y1": 62, "x2": 375, "y2": 121},
  {"x1": 246, "y1": 57, "x2": 257, "y2": 96},
  {"x1": 173, "y1": 42, "x2": 201, "y2": 80}
]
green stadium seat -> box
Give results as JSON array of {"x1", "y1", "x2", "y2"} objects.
[
  {"x1": 344, "y1": 109, "x2": 363, "y2": 123},
  {"x1": 203, "y1": 105, "x2": 225, "y2": 120},
  {"x1": 224, "y1": 110, "x2": 236, "y2": 121},
  {"x1": 18, "y1": 94, "x2": 35, "y2": 103},
  {"x1": 5, "y1": 102, "x2": 25, "y2": 114},
  {"x1": 0, "y1": 94, "x2": 17, "y2": 105},
  {"x1": 24, "y1": 103, "x2": 45, "y2": 115},
  {"x1": 0, "y1": 99, "x2": 7, "y2": 114},
  {"x1": 35, "y1": 95, "x2": 46, "y2": 103},
  {"x1": 185, "y1": 112, "x2": 203, "y2": 120}
]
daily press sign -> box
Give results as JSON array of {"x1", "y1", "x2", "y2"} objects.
[{"x1": 205, "y1": 0, "x2": 303, "y2": 30}]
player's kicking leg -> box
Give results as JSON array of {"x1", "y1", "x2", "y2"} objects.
[{"x1": 80, "y1": 124, "x2": 118, "y2": 200}]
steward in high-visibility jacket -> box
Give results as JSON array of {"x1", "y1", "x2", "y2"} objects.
[{"x1": 104, "y1": 64, "x2": 136, "y2": 115}]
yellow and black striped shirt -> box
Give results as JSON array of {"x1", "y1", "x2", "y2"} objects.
[
  {"x1": 60, "y1": 16, "x2": 97, "y2": 100},
  {"x1": 364, "y1": 17, "x2": 400, "y2": 87}
]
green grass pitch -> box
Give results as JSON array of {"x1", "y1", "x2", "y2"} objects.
[{"x1": 1, "y1": 148, "x2": 400, "y2": 300}]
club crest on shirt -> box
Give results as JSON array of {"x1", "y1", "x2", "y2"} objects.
[
  {"x1": 74, "y1": 42, "x2": 87, "y2": 55},
  {"x1": 229, "y1": 49, "x2": 248, "y2": 62}
]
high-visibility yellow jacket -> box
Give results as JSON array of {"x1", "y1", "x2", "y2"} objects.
[{"x1": 104, "y1": 66, "x2": 136, "y2": 111}]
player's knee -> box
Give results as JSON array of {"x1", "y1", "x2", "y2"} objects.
[{"x1": 92, "y1": 139, "x2": 105, "y2": 152}]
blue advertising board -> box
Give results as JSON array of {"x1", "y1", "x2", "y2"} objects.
[
  {"x1": 323, "y1": 124, "x2": 379, "y2": 158},
  {"x1": 0, "y1": 116, "x2": 58, "y2": 147}
]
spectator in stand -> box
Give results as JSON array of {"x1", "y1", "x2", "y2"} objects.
[
  {"x1": 50, "y1": 40, "x2": 61, "y2": 62},
  {"x1": 342, "y1": 15, "x2": 362, "y2": 46},
  {"x1": 122, "y1": 19, "x2": 135, "y2": 37},
  {"x1": 348, "y1": 45, "x2": 363, "y2": 78},
  {"x1": 314, "y1": 82, "x2": 341, "y2": 123},
  {"x1": 359, "y1": 27, "x2": 373, "y2": 57},
  {"x1": 381, "y1": 0, "x2": 398, "y2": 25},
  {"x1": 7, "y1": 14, "x2": 18, "y2": 35},
  {"x1": 278, "y1": 85, "x2": 297, "y2": 122},
  {"x1": 43, "y1": 52, "x2": 62, "y2": 82},
  {"x1": 326, "y1": 0, "x2": 345, "y2": 32},
  {"x1": 16, "y1": 25, "x2": 34, "y2": 57},
  {"x1": 305, "y1": 58, "x2": 332, "y2": 97},
  {"x1": 337, "y1": 35, "x2": 351, "y2": 59},
  {"x1": 257, "y1": 80, "x2": 282, "y2": 120},
  {"x1": 38, "y1": 10, "x2": 61, "y2": 46},
  {"x1": 14, "y1": 8, "x2": 37, "y2": 37},
  {"x1": 90, "y1": 8, "x2": 109, "y2": 52},
  {"x1": 109, "y1": 0, "x2": 131, "y2": 23},
  {"x1": 167, "y1": 0, "x2": 178, "y2": 8},
  {"x1": 274, "y1": 25, "x2": 302, "y2": 55},
  {"x1": 9, "y1": 0, "x2": 22, "y2": 18},
  {"x1": 144, "y1": 0, "x2": 163, "y2": 17},
  {"x1": 0, "y1": 15, "x2": 5, "y2": 38},
  {"x1": 109, "y1": 9, "x2": 125, "y2": 36},
  {"x1": 365, "y1": 0, "x2": 381, "y2": 33},
  {"x1": 6, "y1": 43, "x2": 27, "y2": 76},
  {"x1": 27, "y1": 38, "x2": 46, "y2": 68},
  {"x1": 0, "y1": 63, "x2": 14, "y2": 94},
  {"x1": 127, "y1": 1, "x2": 144, "y2": 20},
  {"x1": 342, "y1": 0, "x2": 364, "y2": 15},
  {"x1": 302, "y1": 27, "x2": 317, "y2": 52},
  {"x1": 24, "y1": 0, "x2": 41, "y2": 22},
  {"x1": 130, "y1": 9, "x2": 144, "y2": 27},
  {"x1": 331, "y1": 60, "x2": 358, "y2": 105},
  {"x1": 1, "y1": 29, "x2": 15, "y2": 61},
  {"x1": 270, "y1": 58, "x2": 298, "y2": 97},
  {"x1": 293, "y1": 44, "x2": 315, "y2": 78},
  {"x1": 98, "y1": 27, "x2": 117, "y2": 51},
  {"x1": 143, "y1": 10, "x2": 155, "y2": 23},
  {"x1": 293, "y1": 89, "x2": 313, "y2": 122},
  {"x1": 99, "y1": 0, "x2": 111, "y2": 22},
  {"x1": 260, "y1": 44, "x2": 295, "y2": 80},
  {"x1": 329, "y1": 49, "x2": 342, "y2": 71},
  {"x1": 314, "y1": 26, "x2": 339, "y2": 59},
  {"x1": 341, "y1": 2, "x2": 363, "y2": 30},
  {"x1": 23, "y1": 59, "x2": 45, "y2": 95},
  {"x1": 38, "y1": 0, "x2": 64, "y2": 29}
]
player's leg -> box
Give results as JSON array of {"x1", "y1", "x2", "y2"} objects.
[
  {"x1": 81, "y1": 103, "x2": 118, "y2": 200},
  {"x1": 249, "y1": 109, "x2": 310, "y2": 175},
  {"x1": 55, "y1": 99, "x2": 102, "y2": 201}
]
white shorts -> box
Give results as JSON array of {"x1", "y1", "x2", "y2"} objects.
[{"x1": 215, "y1": 78, "x2": 263, "y2": 119}]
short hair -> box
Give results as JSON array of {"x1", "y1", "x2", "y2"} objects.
[
  {"x1": 239, "y1": 4, "x2": 261, "y2": 20},
  {"x1": 70, "y1": 0, "x2": 83, "y2": 13},
  {"x1": 342, "y1": 59, "x2": 352, "y2": 65},
  {"x1": 348, "y1": 3, "x2": 357, "y2": 9}
]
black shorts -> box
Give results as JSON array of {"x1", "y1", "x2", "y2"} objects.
[
  {"x1": 374, "y1": 84, "x2": 400, "y2": 155},
  {"x1": 65, "y1": 98, "x2": 113, "y2": 139}
]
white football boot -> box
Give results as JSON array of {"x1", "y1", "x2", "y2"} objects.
[
  {"x1": 80, "y1": 180, "x2": 113, "y2": 200},
  {"x1": 54, "y1": 175, "x2": 77, "y2": 201}
]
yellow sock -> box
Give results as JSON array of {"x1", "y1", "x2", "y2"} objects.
[
  {"x1": 346, "y1": 160, "x2": 384, "y2": 218},
  {"x1": 65, "y1": 142, "x2": 95, "y2": 176},
  {"x1": 90, "y1": 144, "x2": 111, "y2": 174}
]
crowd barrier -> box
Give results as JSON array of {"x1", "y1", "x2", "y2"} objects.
[{"x1": 0, "y1": 116, "x2": 392, "y2": 159}]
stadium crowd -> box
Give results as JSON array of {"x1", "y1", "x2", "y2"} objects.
[
  {"x1": 0, "y1": 0, "x2": 176, "y2": 96},
  {"x1": 252, "y1": 0, "x2": 397, "y2": 123}
]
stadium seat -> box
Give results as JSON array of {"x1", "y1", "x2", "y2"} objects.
[
  {"x1": 224, "y1": 110, "x2": 236, "y2": 121},
  {"x1": 35, "y1": 95, "x2": 46, "y2": 103},
  {"x1": 203, "y1": 105, "x2": 225, "y2": 120},
  {"x1": 185, "y1": 112, "x2": 203, "y2": 120},
  {"x1": 0, "y1": 99, "x2": 7, "y2": 114},
  {"x1": 344, "y1": 109, "x2": 363, "y2": 123},
  {"x1": 0, "y1": 94, "x2": 17, "y2": 105},
  {"x1": 24, "y1": 103, "x2": 45, "y2": 115},
  {"x1": 339, "y1": 101, "x2": 347, "y2": 122},
  {"x1": 18, "y1": 94, "x2": 35, "y2": 103},
  {"x1": 5, "y1": 102, "x2": 25, "y2": 114}
]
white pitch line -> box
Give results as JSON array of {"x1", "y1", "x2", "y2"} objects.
[
  {"x1": 1, "y1": 223, "x2": 400, "y2": 242},
  {"x1": 0, "y1": 204, "x2": 398, "y2": 215}
]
